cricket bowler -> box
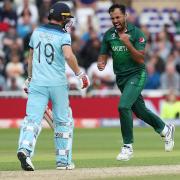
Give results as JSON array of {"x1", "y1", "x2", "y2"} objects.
[
  {"x1": 17, "y1": 2, "x2": 90, "y2": 171},
  {"x1": 97, "y1": 4, "x2": 175, "y2": 161}
]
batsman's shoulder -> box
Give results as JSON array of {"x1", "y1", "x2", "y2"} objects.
[{"x1": 33, "y1": 25, "x2": 42, "y2": 31}]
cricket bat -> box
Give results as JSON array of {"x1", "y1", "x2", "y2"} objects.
[{"x1": 43, "y1": 106, "x2": 54, "y2": 129}]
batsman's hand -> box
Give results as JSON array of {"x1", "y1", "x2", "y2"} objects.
[
  {"x1": 76, "y1": 72, "x2": 90, "y2": 89},
  {"x1": 23, "y1": 77, "x2": 31, "y2": 93}
]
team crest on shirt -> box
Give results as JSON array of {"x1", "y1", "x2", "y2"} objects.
[
  {"x1": 139, "y1": 37, "x2": 145, "y2": 43},
  {"x1": 111, "y1": 33, "x2": 116, "y2": 39}
]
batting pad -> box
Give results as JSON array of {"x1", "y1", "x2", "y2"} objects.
[
  {"x1": 18, "y1": 117, "x2": 42, "y2": 157},
  {"x1": 54, "y1": 107, "x2": 74, "y2": 165}
]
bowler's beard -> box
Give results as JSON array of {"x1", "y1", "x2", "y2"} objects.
[{"x1": 114, "y1": 21, "x2": 126, "y2": 32}]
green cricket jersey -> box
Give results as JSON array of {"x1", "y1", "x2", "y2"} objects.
[{"x1": 100, "y1": 22, "x2": 146, "y2": 77}]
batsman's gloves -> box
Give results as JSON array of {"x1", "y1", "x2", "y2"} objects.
[
  {"x1": 23, "y1": 77, "x2": 31, "y2": 93},
  {"x1": 76, "y1": 72, "x2": 90, "y2": 89}
]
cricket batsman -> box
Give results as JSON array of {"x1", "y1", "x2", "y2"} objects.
[
  {"x1": 97, "y1": 4, "x2": 175, "y2": 161},
  {"x1": 17, "y1": 2, "x2": 90, "y2": 171}
]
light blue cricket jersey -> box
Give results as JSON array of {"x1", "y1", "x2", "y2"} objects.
[{"x1": 29, "y1": 23, "x2": 71, "y2": 86}]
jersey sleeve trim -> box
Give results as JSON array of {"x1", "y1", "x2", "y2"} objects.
[
  {"x1": 62, "y1": 44, "x2": 71, "y2": 46},
  {"x1": 29, "y1": 45, "x2": 33, "y2": 49},
  {"x1": 61, "y1": 44, "x2": 71, "y2": 50}
]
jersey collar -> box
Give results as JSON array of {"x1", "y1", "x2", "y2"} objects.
[
  {"x1": 114, "y1": 22, "x2": 134, "y2": 33},
  {"x1": 42, "y1": 23, "x2": 66, "y2": 33}
]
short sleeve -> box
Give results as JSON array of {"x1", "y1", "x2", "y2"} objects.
[
  {"x1": 61, "y1": 33, "x2": 71, "y2": 47},
  {"x1": 100, "y1": 33, "x2": 109, "y2": 55},
  {"x1": 134, "y1": 28, "x2": 147, "y2": 51}
]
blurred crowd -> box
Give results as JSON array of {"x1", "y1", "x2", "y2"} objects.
[{"x1": 0, "y1": 0, "x2": 180, "y2": 94}]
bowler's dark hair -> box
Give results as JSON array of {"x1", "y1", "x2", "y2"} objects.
[{"x1": 108, "y1": 4, "x2": 126, "y2": 15}]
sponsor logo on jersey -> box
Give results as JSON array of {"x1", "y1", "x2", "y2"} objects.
[{"x1": 112, "y1": 45, "x2": 128, "y2": 52}]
